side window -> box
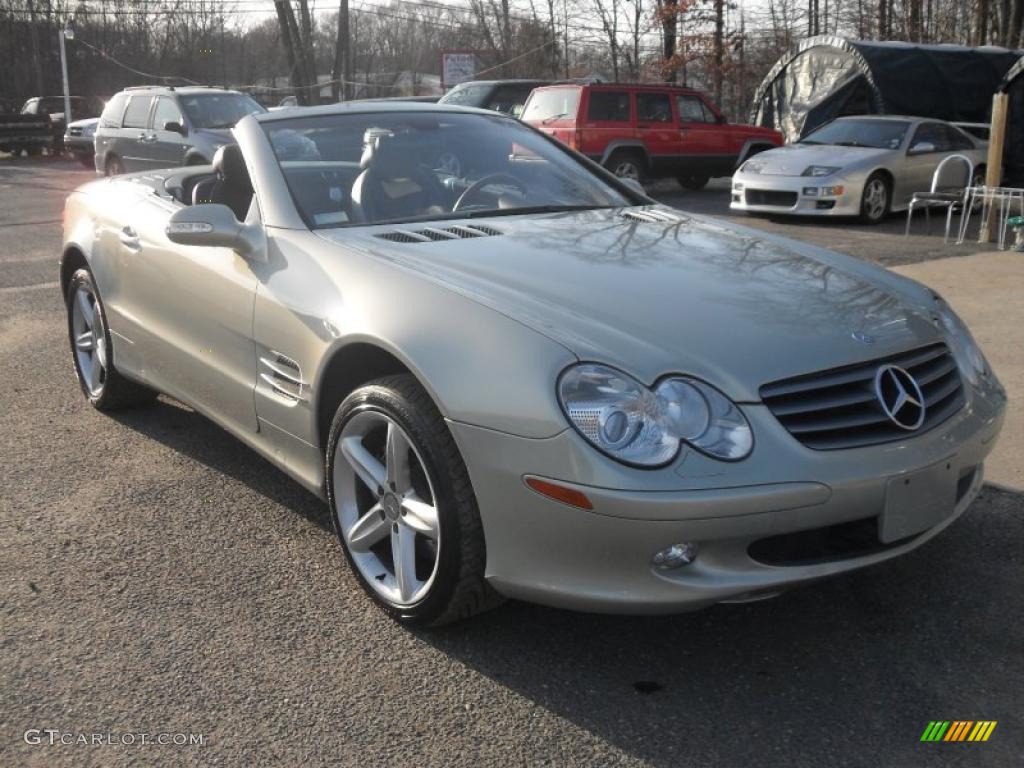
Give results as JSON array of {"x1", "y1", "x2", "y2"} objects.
[
  {"x1": 152, "y1": 97, "x2": 184, "y2": 130},
  {"x1": 122, "y1": 96, "x2": 153, "y2": 129},
  {"x1": 911, "y1": 123, "x2": 942, "y2": 151},
  {"x1": 637, "y1": 92, "x2": 673, "y2": 123},
  {"x1": 487, "y1": 85, "x2": 532, "y2": 114},
  {"x1": 677, "y1": 95, "x2": 712, "y2": 123},
  {"x1": 939, "y1": 124, "x2": 973, "y2": 151},
  {"x1": 100, "y1": 93, "x2": 129, "y2": 127},
  {"x1": 587, "y1": 91, "x2": 631, "y2": 122}
]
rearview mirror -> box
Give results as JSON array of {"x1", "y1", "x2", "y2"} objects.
[
  {"x1": 166, "y1": 204, "x2": 263, "y2": 261},
  {"x1": 909, "y1": 141, "x2": 936, "y2": 155},
  {"x1": 163, "y1": 120, "x2": 186, "y2": 134}
]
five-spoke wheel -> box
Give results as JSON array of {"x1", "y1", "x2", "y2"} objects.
[{"x1": 326, "y1": 375, "x2": 500, "y2": 625}]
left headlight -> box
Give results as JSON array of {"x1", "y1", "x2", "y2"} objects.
[
  {"x1": 933, "y1": 294, "x2": 988, "y2": 385},
  {"x1": 82, "y1": 124, "x2": 96, "y2": 137},
  {"x1": 802, "y1": 165, "x2": 841, "y2": 177},
  {"x1": 557, "y1": 363, "x2": 753, "y2": 467}
]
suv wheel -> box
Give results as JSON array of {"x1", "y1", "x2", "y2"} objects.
[
  {"x1": 677, "y1": 174, "x2": 710, "y2": 191},
  {"x1": 859, "y1": 173, "x2": 890, "y2": 224},
  {"x1": 105, "y1": 155, "x2": 124, "y2": 176},
  {"x1": 605, "y1": 150, "x2": 645, "y2": 183}
]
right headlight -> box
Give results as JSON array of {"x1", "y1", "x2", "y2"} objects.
[
  {"x1": 932, "y1": 294, "x2": 988, "y2": 385},
  {"x1": 557, "y1": 363, "x2": 753, "y2": 467}
]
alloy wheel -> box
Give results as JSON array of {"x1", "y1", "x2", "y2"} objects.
[
  {"x1": 863, "y1": 178, "x2": 888, "y2": 221},
  {"x1": 613, "y1": 160, "x2": 641, "y2": 181},
  {"x1": 70, "y1": 283, "x2": 108, "y2": 396},
  {"x1": 333, "y1": 410, "x2": 441, "y2": 607}
]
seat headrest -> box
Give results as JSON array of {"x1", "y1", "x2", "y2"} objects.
[
  {"x1": 359, "y1": 128, "x2": 410, "y2": 177},
  {"x1": 213, "y1": 143, "x2": 250, "y2": 185}
]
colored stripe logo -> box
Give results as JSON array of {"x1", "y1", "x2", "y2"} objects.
[{"x1": 921, "y1": 721, "x2": 997, "y2": 742}]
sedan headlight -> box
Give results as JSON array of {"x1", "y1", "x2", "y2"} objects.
[
  {"x1": 933, "y1": 294, "x2": 987, "y2": 385},
  {"x1": 801, "y1": 165, "x2": 841, "y2": 177},
  {"x1": 82, "y1": 124, "x2": 96, "y2": 137},
  {"x1": 557, "y1": 363, "x2": 753, "y2": 467},
  {"x1": 740, "y1": 159, "x2": 764, "y2": 174}
]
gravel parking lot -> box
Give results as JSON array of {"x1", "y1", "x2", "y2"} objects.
[{"x1": 2, "y1": 157, "x2": 1021, "y2": 767}]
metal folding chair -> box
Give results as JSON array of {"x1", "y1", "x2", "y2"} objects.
[{"x1": 904, "y1": 154, "x2": 973, "y2": 243}]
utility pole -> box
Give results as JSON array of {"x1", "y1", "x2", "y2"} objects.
[
  {"x1": 59, "y1": 20, "x2": 75, "y2": 129},
  {"x1": 332, "y1": 0, "x2": 351, "y2": 101}
]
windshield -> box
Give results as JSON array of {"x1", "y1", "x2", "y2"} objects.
[
  {"x1": 438, "y1": 85, "x2": 490, "y2": 107},
  {"x1": 799, "y1": 118, "x2": 910, "y2": 150},
  {"x1": 261, "y1": 111, "x2": 633, "y2": 229},
  {"x1": 180, "y1": 93, "x2": 265, "y2": 129},
  {"x1": 521, "y1": 88, "x2": 581, "y2": 122}
]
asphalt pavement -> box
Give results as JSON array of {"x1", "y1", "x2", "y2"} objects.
[{"x1": 2, "y1": 157, "x2": 1021, "y2": 767}]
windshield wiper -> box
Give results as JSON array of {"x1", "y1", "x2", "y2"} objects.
[
  {"x1": 464, "y1": 204, "x2": 612, "y2": 218},
  {"x1": 798, "y1": 139, "x2": 822, "y2": 145},
  {"x1": 833, "y1": 141, "x2": 863, "y2": 147},
  {"x1": 541, "y1": 113, "x2": 569, "y2": 125}
]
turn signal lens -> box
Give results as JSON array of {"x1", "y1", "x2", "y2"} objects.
[{"x1": 525, "y1": 477, "x2": 593, "y2": 510}]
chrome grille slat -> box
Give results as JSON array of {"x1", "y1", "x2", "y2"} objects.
[{"x1": 761, "y1": 343, "x2": 964, "y2": 450}]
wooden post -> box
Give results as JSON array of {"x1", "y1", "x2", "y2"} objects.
[{"x1": 980, "y1": 91, "x2": 1009, "y2": 243}]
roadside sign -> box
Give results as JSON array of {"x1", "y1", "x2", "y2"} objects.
[{"x1": 441, "y1": 51, "x2": 478, "y2": 89}]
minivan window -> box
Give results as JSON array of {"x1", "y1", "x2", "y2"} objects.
[
  {"x1": 587, "y1": 91, "x2": 631, "y2": 122},
  {"x1": 100, "y1": 93, "x2": 128, "y2": 127},
  {"x1": 122, "y1": 96, "x2": 153, "y2": 129},
  {"x1": 152, "y1": 97, "x2": 184, "y2": 130},
  {"x1": 521, "y1": 88, "x2": 581, "y2": 122},
  {"x1": 178, "y1": 93, "x2": 264, "y2": 129},
  {"x1": 637, "y1": 92, "x2": 672, "y2": 123},
  {"x1": 439, "y1": 84, "x2": 490, "y2": 107},
  {"x1": 487, "y1": 85, "x2": 535, "y2": 114}
]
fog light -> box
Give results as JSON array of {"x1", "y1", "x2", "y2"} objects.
[
  {"x1": 820, "y1": 185, "x2": 844, "y2": 197},
  {"x1": 652, "y1": 542, "x2": 698, "y2": 569},
  {"x1": 802, "y1": 187, "x2": 818, "y2": 197}
]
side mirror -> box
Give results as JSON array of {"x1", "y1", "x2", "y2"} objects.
[
  {"x1": 166, "y1": 204, "x2": 263, "y2": 261},
  {"x1": 620, "y1": 177, "x2": 646, "y2": 196},
  {"x1": 163, "y1": 120, "x2": 186, "y2": 135},
  {"x1": 909, "y1": 141, "x2": 936, "y2": 155}
]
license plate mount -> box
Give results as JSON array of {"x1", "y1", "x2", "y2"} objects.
[{"x1": 880, "y1": 459, "x2": 958, "y2": 544}]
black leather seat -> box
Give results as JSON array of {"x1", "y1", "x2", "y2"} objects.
[
  {"x1": 350, "y1": 129, "x2": 443, "y2": 223},
  {"x1": 192, "y1": 144, "x2": 253, "y2": 221}
]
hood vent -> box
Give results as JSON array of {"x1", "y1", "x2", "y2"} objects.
[
  {"x1": 621, "y1": 209, "x2": 685, "y2": 224},
  {"x1": 376, "y1": 224, "x2": 504, "y2": 243},
  {"x1": 259, "y1": 352, "x2": 307, "y2": 404}
]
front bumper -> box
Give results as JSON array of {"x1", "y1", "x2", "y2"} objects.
[
  {"x1": 730, "y1": 173, "x2": 863, "y2": 217},
  {"x1": 448, "y1": 378, "x2": 1005, "y2": 613},
  {"x1": 63, "y1": 135, "x2": 94, "y2": 154}
]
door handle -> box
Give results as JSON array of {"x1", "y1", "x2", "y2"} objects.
[{"x1": 119, "y1": 226, "x2": 141, "y2": 249}]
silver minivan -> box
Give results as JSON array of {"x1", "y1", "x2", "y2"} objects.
[{"x1": 94, "y1": 86, "x2": 265, "y2": 175}]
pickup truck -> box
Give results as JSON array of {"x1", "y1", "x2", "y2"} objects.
[
  {"x1": 20, "y1": 96, "x2": 101, "y2": 154},
  {"x1": 0, "y1": 97, "x2": 51, "y2": 156}
]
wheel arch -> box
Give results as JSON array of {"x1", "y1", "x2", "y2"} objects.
[
  {"x1": 313, "y1": 338, "x2": 438, "y2": 458},
  {"x1": 59, "y1": 245, "x2": 89, "y2": 298},
  {"x1": 599, "y1": 141, "x2": 650, "y2": 167},
  {"x1": 736, "y1": 140, "x2": 776, "y2": 168}
]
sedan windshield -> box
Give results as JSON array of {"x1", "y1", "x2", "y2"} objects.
[
  {"x1": 261, "y1": 111, "x2": 633, "y2": 229},
  {"x1": 180, "y1": 93, "x2": 265, "y2": 129},
  {"x1": 799, "y1": 118, "x2": 911, "y2": 150}
]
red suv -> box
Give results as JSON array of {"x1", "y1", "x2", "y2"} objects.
[{"x1": 522, "y1": 83, "x2": 783, "y2": 189}]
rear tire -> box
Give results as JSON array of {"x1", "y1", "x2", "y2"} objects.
[
  {"x1": 66, "y1": 268, "x2": 157, "y2": 411},
  {"x1": 604, "y1": 150, "x2": 646, "y2": 184},
  {"x1": 326, "y1": 374, "x2": 502, "y2": 626},
  {"x1": 676, "y1": 173, "x2": 710, "y2": 191},
  {"x1": 859, "y1": 173, "x2": 890, "y2": 224}
]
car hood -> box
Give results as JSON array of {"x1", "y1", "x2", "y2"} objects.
[
  {"x1": 319, "y1": 208, "x2": 942, "y2": 402},
  {"x1": 743, "y1": 144, "x2": 890, "y2": 176},
  {"x1": 68, "y1": 117, "x2": 99, "y2": 129}
]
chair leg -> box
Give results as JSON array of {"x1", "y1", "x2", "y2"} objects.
[
  {"x1": 925, "y1": 205, "x2": 931, "y2": 233},
  {"x1": 944, "y1": 205, "x2": 954, "y2": 244},
  {"x1": 904, "y1": 202, "x2": 914, "y2": 236}
]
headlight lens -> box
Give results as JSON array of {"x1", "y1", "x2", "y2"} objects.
[
  {"x1": 558, "y1": 364, "x2": 753, "y2": 466},
  {"x1": 83, "y1": 124, "x2": 96, "y2": 137},
  {"x1": 740, "y1": 159, "x2": 764, "y2": 174},
  {"x1": 801, "y1": 165, "x2": 841, "y2": 177},
  {"x1": 933, "y1": 295, "x2": 987, "y2": 385}
]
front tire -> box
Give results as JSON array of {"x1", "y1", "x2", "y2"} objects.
[
  {"x1": 74, "y1": 153, "x2": 94, "y2": 168},
  {"x1": 326, "y1": 374, "x2": 501, "y2": 626},
  {"x1": 604, "y1": 150, "x2": 646, "y2": 184},
  {"x1": 66, "y1": 268, "x2": 156, "y2": 410},
  {"x1": 677, "y1": 173, "x2": 710, "y2": 190},
  {"x1": 859, "y1": 173, "x2": 890, "y2": 224}
]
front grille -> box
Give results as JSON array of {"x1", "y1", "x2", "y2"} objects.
[
  {"x1": 69, "y1": 127, "x2": 83, "y2": 137},
  {"x1": 760, "y1": 343, "x2": 965, "y2": 450},
  {"x1": 745, "y1": 189, "x2": 798, "y2": 207}
]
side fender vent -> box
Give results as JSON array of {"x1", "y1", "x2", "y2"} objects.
[{"x1": 259, "y1": 352, "x2": 307, "y2": 404}]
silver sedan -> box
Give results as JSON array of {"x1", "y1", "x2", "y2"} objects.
[
  {"x1": 731, "y1": 116, "x2": 988, "y2": 223},
  {"x1": 60, "y1": 103, "x2": 1005, "y2": 625}
]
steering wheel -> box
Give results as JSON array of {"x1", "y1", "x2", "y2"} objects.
[{"x1": 453, "y1": 174, "x2": 527, "y2": 212}]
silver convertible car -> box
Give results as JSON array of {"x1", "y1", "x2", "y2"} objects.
[
  {"x1": 730, "y1": 116, "x2": 988, "y2": 223},
  {"x1": 60, "y1": 103, "x2": 1005, "y2": 625}
]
